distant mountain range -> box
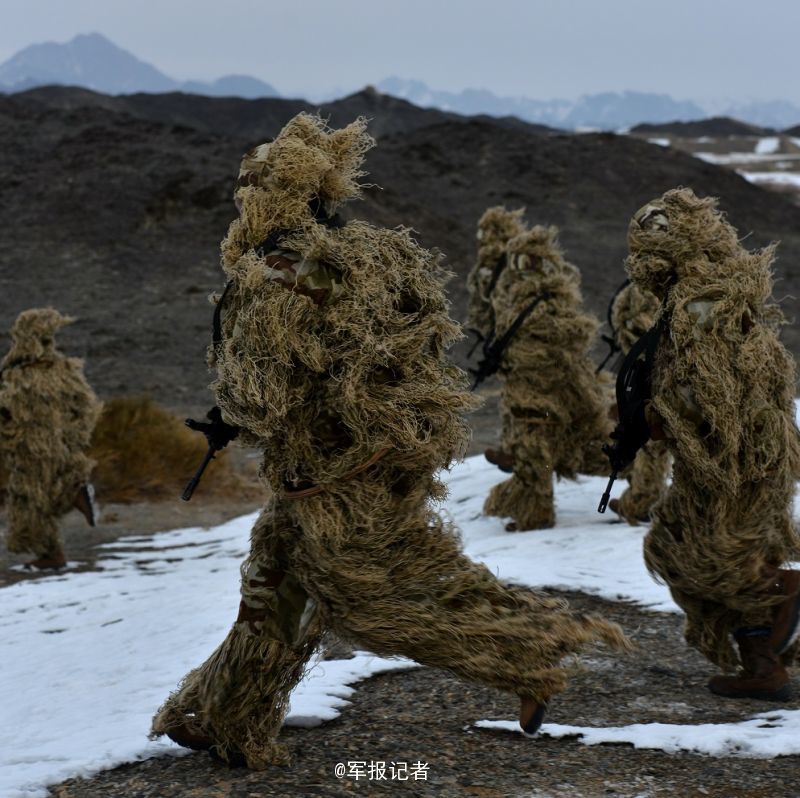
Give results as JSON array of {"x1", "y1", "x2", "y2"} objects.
[
  {"x1": 0, "y1": 33, "x2": 278, "y2": 99},
  {"x1": 2, "y1": 33, "x2": 800, "y2": 130}
]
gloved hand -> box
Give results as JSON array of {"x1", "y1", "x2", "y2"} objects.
[{"x1": 185, "y1": 406, "x2": 239, "y2": 451}]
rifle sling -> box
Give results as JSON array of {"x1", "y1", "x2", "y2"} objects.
[
  {"x1": 485, "y1": 253, "x2": 508, "y2": 299},
  {"x1": 615, "y1": 314, "x2": 665, "y2": 414},
  {"x1": 489, "y1": 290, "x2": 554, "y2": 361}
]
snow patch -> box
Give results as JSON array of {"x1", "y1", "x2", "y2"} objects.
[
  {"x1": 476, "y1": 711, "x2": 800, "y2": 758},
  {"x1": 754, "y1": 137, "x2": 780, "y2": 155}
]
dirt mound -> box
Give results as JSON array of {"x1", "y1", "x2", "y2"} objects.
[
  {"x1": 630, "y1": 116, "x2": 774, "y2": 137},
  {"x1": 1, "y1": 89, "x2": 798, "y2": 419},
  {"x1": 13, "y1": 84, "x2": 508, "y2": 143}
]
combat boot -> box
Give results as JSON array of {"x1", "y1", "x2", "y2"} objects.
[
  {"x1": 74, "y1": 483, "x2": 97, "y2": 527},
  {"x1": 163, "y1": 722, "x2": 247, "y2": 767},
  {"x1": 708, "y1": 627, "x2": 791, "y2": 701},
  {"x1": 519, "y1": 696, "x2": 547, "y2": 736},
  {"x1": 608, "y1": 498, "x2": 650, "y2": 525},
  {"x1": 484, "y1": 447, "x2": 514, "y2": 473},
  {"x1": 25, "y1": 548, "x2": 67, "y2": 571},
  {"x1": 767, "y1": 568, "x2": 800, "y2": 656}
]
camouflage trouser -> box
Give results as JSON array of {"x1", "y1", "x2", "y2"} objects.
[
  {"x1": 236, "y1": 517, "x2": 317, "y2": 647},
  {"x1": 484, "y1": 414, "x2": 557, "y2": 529},
  {"x1": 644, "y1": 476, "x2": 794, "y2": 670},
  {"x1": 154, "y1": 478, "x2": 627, "y2": 768},
  {"x1": 4, "y1": 451, "x2": 91, "y2": 558}
]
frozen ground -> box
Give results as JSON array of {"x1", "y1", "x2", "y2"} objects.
[{"x1": 2, "y1": 401, "x2": 799, "y2": 797}]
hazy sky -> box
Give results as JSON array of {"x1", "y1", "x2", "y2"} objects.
[{"x1": 3, "y1": 0, "x2": 798, "y2": 104}]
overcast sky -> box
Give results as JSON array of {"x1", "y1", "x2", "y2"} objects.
[{"x1": 3, "y1": 0, "x2": 798, "y2": 105}]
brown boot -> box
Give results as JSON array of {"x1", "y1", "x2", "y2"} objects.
[
  {"x1": 769, "y1": 569, "x2": 800, "y2": 656},
  {"x1": 519, "y1": 696, "x2": 547, "y2": 736},
  {"x1": 608, "y1": 498, "x2": 650, "y2": 525},
  {"x1": 708, "y1": 627, "x2": 792, "y2": 701},
  {"x1": 25, "y1": 549, "x2": 67, "y2": 571},
  {"x1": 74, "y1": 483, "x2": 97, "y2": 527},
  {"x1": 164, "y1": 722, "x2": 247, "y2": 767},
  {"x1": 485, "y1": 447, "x2": 514, "y2": 473}
]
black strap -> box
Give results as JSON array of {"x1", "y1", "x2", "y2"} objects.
[
  {"x1": 596, "y1": 278, "x2": 630, "y2": 374},
  {"x1": 614, "y1": 314, "x2": 664, "y2": 413},
  {"x1": 470, "y1": 291, "x2": 553, "y2": 389},
  {"x1": 212, "y1": 280, "x2": 233, "y2": 351},
  {"x1": 485, "y1": 253, "x2": 508, "y2": 299}
]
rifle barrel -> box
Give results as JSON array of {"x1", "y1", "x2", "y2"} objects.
[
  {"x1": 597, "y1": 470, "x2": 618, "y2": 514},
  {"x1": 181, "y1": 445, "x2": 217, "y2": 502}
]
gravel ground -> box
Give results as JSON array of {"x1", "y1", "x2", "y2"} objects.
[
  {"x1": 5, "y1": 415, "x2": 800, "y2": 798},
  {"x1": 47, "y1": 590, "x2": 800, "y2": 798}
]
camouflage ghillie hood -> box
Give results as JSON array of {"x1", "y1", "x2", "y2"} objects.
[
  {"x1": 496, "y1": 226, "x2": 592, "y2": 347},
  {"x1": 232, "y1": 113, "x2": 374, "y2": 247},
  {"x1": 505, "y1": 225, "x2": 580, "y2": 287},
  {"x1": 626, "y1": 188, "x2": 744, "y2": 299},
  {"x1": 476, "y1": 206, "x2": 526, "y2": 267},
  {"x1": 465, "y1": 206, "x2": 527, "y2": 338},
  {"x1": 2, "y1": 308, "x2": 74, "y2": 368},
  {"x1": 213, "y1": 113, "x2": 475, "y2": 492}
]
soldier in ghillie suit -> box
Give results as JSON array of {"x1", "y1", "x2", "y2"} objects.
[
  {"x1": 606, "y1": 282, "x2": 671, "y2": 524},
  {"x1": 482, "y1": 226, "x2": 614, "y2": 531},
  {"x1": 465, "y1": 206, "x2": 527, "y2": 343},
  {"x1": 151, "y1": 113, "x2": 628, "y2": 768},
  {"x1": 0, "y1": 309, "x2": 100, "y2": 569},
  {"x1": 626, "y1": 187, "x2": 800, "y2": 701}
]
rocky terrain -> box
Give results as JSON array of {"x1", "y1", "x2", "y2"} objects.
[{"x1": 1, "y1": 86, "x2": 799, "y2": 421}]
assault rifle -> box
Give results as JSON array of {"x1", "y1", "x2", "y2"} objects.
[
  {"x1": 181, "y1": 406, "x2": 240, "y2": 501},
  {"x1": 598, "y1": 316, "x2": 664, "y2": 513}
]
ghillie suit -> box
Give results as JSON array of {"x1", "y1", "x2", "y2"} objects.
[
  {"x1": 627, "y1": 188, "x2": 800, "y2": 698},
  {"x1": 483, "y1": 226, "x2": 614, "y2": 531},
  {"x1": 0, "y1": 309, "x2": 101, "y2": 567},
  {"x1": 151, "y1": 114, "x2": 628, "y2": 768},
  {"x1": 608, "y1": 282, "x2": 671, "y2": 524},
  {"x1": 465, "y1": 206, "x2": 527, "y2": 342}
]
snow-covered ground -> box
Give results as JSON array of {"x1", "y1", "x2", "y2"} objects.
[
  {"x1": 2, "y1": 404, "x2": 800, "y2": 797},
  {"x1": 754, "y1": 136, "x2": 781, "y2": 155},
  {"x1": 695, "y1": 151, "x2": 800, "y2": 166},
  {"x1": 739, "y1": 171, "x2": 800, "y2": 190}
]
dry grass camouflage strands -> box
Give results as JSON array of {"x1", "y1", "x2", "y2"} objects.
[
  {"x1": 0, "y1": 308, "x2": 101, "y2": 559},
  {"x1": 610, "y1": 282, "x2": 671, "y2": 524},
  {"x1": 483, "y1": 226, "x2": 614, "y2": 530},
  {"x1": 628, "y1": 187, "x2": 800, "y2": 670},
  {"x1": 465, "y1": 206, "x2": 527, "y2": 339},
  {"x1": 151, "y1": 114, "x2": 628, "y2": 768}
]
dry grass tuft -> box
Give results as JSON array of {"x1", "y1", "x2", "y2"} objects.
[{"x1": 89, "y1": 396, "x2": 244, "y2": 503}]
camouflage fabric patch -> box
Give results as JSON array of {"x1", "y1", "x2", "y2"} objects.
[
  {"x1": 262, "y1": 250, "x2": 343, "y2": 307},
  {"x1": 237, "y1": 554, "x2": 317, "y2": 645}
]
